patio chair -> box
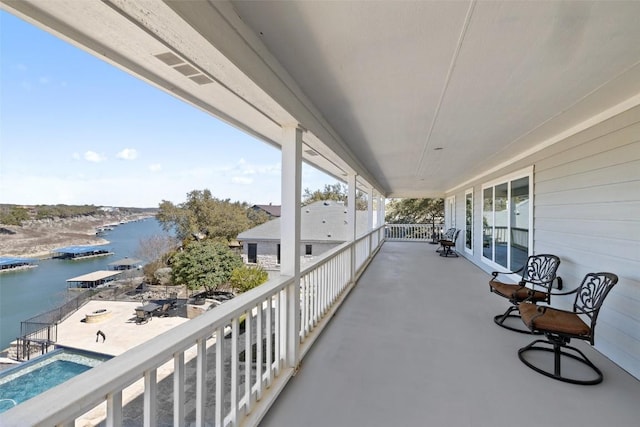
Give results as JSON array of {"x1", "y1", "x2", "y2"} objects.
[
  {"x1": 489, "y1": 254, "x2": 561, "y2": 333},
  {"x1": 438, "y1": 229, "x2": 460, "y2": 257},
  {"x1": 135, "y1": 308, "x2": 151, "y2": 324},
  {"x1": 155, "y1": 303, "x2": 172, "y2": 317},
  {"x1": 436, "y1": 228, "x2": 456, "y2": 253},
  {"x1": 518, "y1": 272, "x2": 618, "y2": 385}
]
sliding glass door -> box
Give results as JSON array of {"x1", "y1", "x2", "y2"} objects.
[{"x1": 482, "y1": 169, "x2": 532, "y2": 271}]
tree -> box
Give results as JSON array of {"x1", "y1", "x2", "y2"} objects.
[
  {"x1": 385, "y1": 198, "x2": 444, "y2": 224},
  {"x1": 135, "y1": 235, "x2": 179, "y2": 285},
  {"x1": 230, "y1": 265, "x2": 269, "y2": 293},
  {"x1": 170, "y1": 240, "x2": 243, "y2": 293},
  {"x1": 0, "y1": 206, "x2": 30, "y2": 225},
  {"x1": 302, "y1": 182, "x2": 368, "y2": 210},
  {"x1": 157, "y1": 189, "x2": 269, "y2": 243}
]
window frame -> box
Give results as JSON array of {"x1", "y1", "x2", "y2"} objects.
[
  {"x1": 464, "y1": 188, "x2": 473, "y2": 255},
  {"x1": 481, "y1": 166, "x2": 533, "y2": 272}
]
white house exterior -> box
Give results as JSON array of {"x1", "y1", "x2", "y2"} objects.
[
  {"x1": 447, "y1": 105, "x2": 640, "y2": 378},
  {"x1": 238, "y1": 200, "x2": 370, "y2": 269}
]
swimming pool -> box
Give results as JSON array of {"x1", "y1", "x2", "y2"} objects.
[{"x1": 0, "y1": 348, "x2": 111, "y2": 413}]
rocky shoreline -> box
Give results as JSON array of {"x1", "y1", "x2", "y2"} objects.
[{"x1": 0, "y1": 214, "x2": 149, "y2": 258}]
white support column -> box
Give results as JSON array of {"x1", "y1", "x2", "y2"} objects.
[
  {"x1": 281, "y1": 125, "x2": 303, "y2": 368},
  {"x1": 367, "y1": 187, "x2": 374, "y2": 230},
  {"x1": 379, "y1": 195, "x2": 386, "y2": 226},
  {"x1": 347, "y1": 173, "x2": 357, "y2": 281},
  {"x1": 347, "y1": 173, "x2": 357, "y2": 241}
]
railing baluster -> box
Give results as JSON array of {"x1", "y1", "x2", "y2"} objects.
[
  {"x1": 196, "y1": 337, "x2": 207, "y2": 426},
  {"x1": 144, "y1": 368, "x2": 157, "y2": 427},
  {"x1": 174, "y1": 352, "x2": 185, "y2": 427},
  {"x1": 266, "y1": 296, "x2": 273, "y2": 387},
  {"x1": 230, "y1": 318, "x2": 238, "y2": 425},
  {"x1": 215, "y1": 327, "x2": 224, "y2": 426},
  {"x1": 106, "y1": 390, "x2": 122, "y2": 427},
  {"x1": 244, "y1": 308, "x2": 252, "y2": 414},
  {"x1": 255, "y1": 300, "x2": 263, "y2": 400}
]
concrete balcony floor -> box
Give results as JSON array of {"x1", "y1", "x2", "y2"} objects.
[{"x1": 261, "y1": 242, "x2": 640, "y2": 427}]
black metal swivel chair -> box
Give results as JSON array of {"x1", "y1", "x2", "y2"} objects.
[
  {"x1": 438, "y1": 229, "x2": 460, "y2": 257},
  {"x1": 518, "y1": 272, "x2": 618, "y2": 385},
  {"x1": 436, "y1": 228, "x2": 456, "y2": 253},
  {"x1": 489, "y1": 254, "x2": 561, "y2": 333}
]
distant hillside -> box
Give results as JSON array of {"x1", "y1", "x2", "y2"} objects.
[{"x1": 0, "y1": 204, "x2": 157, "y2": 226}]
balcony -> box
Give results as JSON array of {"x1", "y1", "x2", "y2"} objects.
[
  {"x1": 261, "y1": 241, "x2": 640, "y2": 426},
  {"x1": 3, "y1": 232, "x2": 638, "y2": 426}
]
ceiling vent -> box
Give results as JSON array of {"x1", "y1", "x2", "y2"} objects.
[
  {"x1": 189, "y1": 75, "x2": 213, "y2": 85},
  {"x1": 174, "y1": 64, "x2": 199, "y2": 76},
  {"x1": 155, "y1": 51, "x2": 213, "y2": 85},
  {"x1": 154, "y1": 52, "x2": 184, "y2": 66}
]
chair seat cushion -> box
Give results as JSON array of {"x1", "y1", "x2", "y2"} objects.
[
  {"x1": 519, "y1": 303, "x2": 590, "y2": 336},
  {"x1": 489, "y1": 280, "x2": 547, "y2": 302}
]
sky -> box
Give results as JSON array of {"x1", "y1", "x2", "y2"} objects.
[{"x1": 0, "y1": 11, "x2": 334, "y2": 208}]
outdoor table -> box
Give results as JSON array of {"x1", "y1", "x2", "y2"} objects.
[{"x1": 137, "y1": 302, "x2": 160, "y2": 314}]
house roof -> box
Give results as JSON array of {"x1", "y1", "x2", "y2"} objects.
[
  {"x1": 0, "y1": 257, "x2": 37, "y2": 266},
  {"x1": 66, "y1": 270, "x2": 122, "y2": 283},
  {"x1": 239, "y1": 200, "x2": 369, "y2": 242},
  {"x1": 252, "y1": 204, "x2": 281, "y2": 217},
  {"x1": 53, "y1": 246, "x2": 109, "y2": 254}
]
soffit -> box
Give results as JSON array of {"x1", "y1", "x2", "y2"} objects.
[{"x1": 3, "y1": 1, "x2": 640, "y2": 197}]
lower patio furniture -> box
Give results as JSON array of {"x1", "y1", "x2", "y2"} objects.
[
  {"x1": 135, "y1": 302, "x2": 160, "y2": 324},
  {"x1": 517, "y1": 272, "x2": 618, "y2": 385},
  {"x1": 489, "y1": 254, "x2": 561, "y2": 333}
]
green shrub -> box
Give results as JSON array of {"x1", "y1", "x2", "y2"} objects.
[{"x1": 230, "y1": 265, "x2": 268, "y2": 293}]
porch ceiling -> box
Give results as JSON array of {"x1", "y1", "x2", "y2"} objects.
[{"x1": 3, "y1": 1, "x2": 640, "y2": 197}]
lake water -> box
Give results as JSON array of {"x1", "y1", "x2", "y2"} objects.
[{"x1": 0, "y1": 218, "x2": 170, "y2": 351}]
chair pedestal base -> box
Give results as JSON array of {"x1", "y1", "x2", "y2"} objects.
[
  {"x1": 439, "y1": 246, "x2": 458, "y2": 257},
  {"x1": 493, "y1": 306, "x2": 541, "y2": 334},
  {"x1": 517, "y1": 339, "x2": 603, "y2": 385}
]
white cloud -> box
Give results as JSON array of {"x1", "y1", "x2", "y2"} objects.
[
  {"x1": 148, "y1": 163, "x2": 162, "y2": 172},
  {"x1": 84, "y1": 151, "x2": 106, "y2": 163},
  {"x1": 38, "y1": 76, "x2": 50, "y2": 85},
  {"x1": 232, "y1": 176, "x2": 253, "y2": 185},
  {"x1": 116, "y1": 148, "x2": 138, "y2": 160}
]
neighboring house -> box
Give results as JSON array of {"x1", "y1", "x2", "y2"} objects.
[
  {"x1": 251, "y1": 204, "x2": 281, "y2": 218},
  {"x1": 238, "y1": 200, "x2": 368, "y2": 269}
]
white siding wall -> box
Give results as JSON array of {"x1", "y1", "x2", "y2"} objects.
[
  {"x1": 449, "y1": 105, "x2": 640, "y2": 379},
  {"x1": 241, "y1": 241, "x2": 343, "y2": 270}
]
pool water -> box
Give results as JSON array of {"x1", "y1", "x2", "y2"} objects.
[{"x1": 0, "y1": 348, "x2": 110, "y2": 413}]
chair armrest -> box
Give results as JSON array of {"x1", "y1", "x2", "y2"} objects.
[
  {"x1": 521, "y1": 276, "x2": 562, "y2": 292},
  {"x1": 490, "y1": 264, "x2": 525, "y2": 280}
]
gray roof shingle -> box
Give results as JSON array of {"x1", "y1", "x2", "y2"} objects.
[{"x1": 239, "y1": 201, "x2": 369, "y2": 242}]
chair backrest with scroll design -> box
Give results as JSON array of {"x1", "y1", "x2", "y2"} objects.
[{"x1": 573, "y1": 272, "x2": 618, "y2": 343}]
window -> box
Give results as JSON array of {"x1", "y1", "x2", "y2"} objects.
[
  {"x1": 446, "y1": 196, "x2": 456, "y2": 228},
  {"x1": 305, "y1": 244, "x2": 312, "y2": 256},
  {"x1": 248, "y1": 243, "x2": 257, "y2": 264},
  {"x1": 482, "y1": 168, "x2": 532, "y2": 271},
  {"x1": 465, "y1": 189, "x2": 473, "y2": 254},
  {"x1": 277, "y1": 244, "x2": 281, "y2": 265}
]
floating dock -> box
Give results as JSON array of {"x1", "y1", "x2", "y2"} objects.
[
  {"x1": 66, "y1": 270, "x2": 122, "y2": 288},
  {"x1": 0, "y1": 257, "x2": 38, "y2": 272},
  {"x1": 52, "y1": 246, "x2": 113, "y2": 260}
]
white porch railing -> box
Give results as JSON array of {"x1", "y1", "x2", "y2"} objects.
[
  {"x1": 1, "y1": 226, "x2": 385, "y2": 427},
  {"x1": 384, "y1": 223, "x2": 444, "y2": 242}
]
